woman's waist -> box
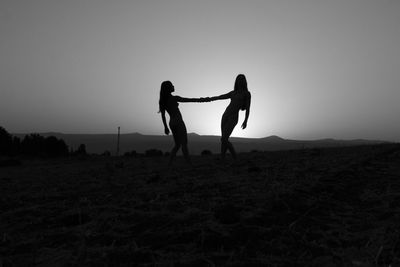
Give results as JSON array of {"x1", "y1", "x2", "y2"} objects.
[
  {"x1": 167, "y1": 108, "x2": 182, "y2": 117},
  {"x1": 223, "y1": 107, "x2": 240, "y2": 115},
  {"x1": 169, "y1": 113, "x2": 184, "y2": 123}
]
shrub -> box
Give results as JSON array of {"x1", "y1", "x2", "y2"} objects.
[
  {"x1": 102, "y1": 150, "x2": 111, "y2": 157},
  {"x1": 0, "y1": 126, "x2": 13, "y2": 155},
  {"x1": 124, "y1": 150, "x2": 137, "y2": 157},
  {"x1": 145, "y1": 149, "x2": 163, "y2": 157},
  {"x1": 1, "y1": 126, "x2": 69, "y2": 157},
  {"x1": 75, "y1": 144, "x2": 87, "y2": 156},
  {"x1": 21, "y1": 134, "x2": 46, "y2": 156},
  {"x1": 44, "y1": 136, "x2": 69, "y2": 157},
  {"x1": 201, "y1": 149, "x2": 212, "y2": 156}
]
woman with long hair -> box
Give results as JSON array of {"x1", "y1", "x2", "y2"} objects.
[
  {"x1": 207, "y1": 74, "x2": 251, "y2": 159},
  {"x1": 159, "y1": 80, "x2": 205, "y2": 165}
]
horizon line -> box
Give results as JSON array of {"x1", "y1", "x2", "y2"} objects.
[{"x1": 10, "y1": 131, "x2": 394, "y2": 143}]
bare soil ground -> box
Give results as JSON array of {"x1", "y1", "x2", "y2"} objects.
[{"x1": 1, "y1": 144, "x2": 400, "y2": 266}]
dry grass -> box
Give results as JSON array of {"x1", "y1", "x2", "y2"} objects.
[{"x1": 1, "y1": 144, "x2": 400, "y2": 266}]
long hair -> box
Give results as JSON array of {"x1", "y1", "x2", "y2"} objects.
[
  {"x1": 234, "y1": 74, "x2": 250, "y2": 110},
  {"x1": 234, "y1": 74, "x2": 248, "y2": 92},
  {"x1": 159, "y1": 81, "x2": 173, "y2": 112}
]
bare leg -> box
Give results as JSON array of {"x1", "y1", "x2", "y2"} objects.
[
  {"x1": 221, "y1": 113, "x2": 238, "y2": 160},
  {"x1": 221, "y1": 137, "x2": 229, "y2": 160},
  {"x1": 170, "y1": 120, "x2": 191, "y2": 165},
  {"x1": 227, "y1": 141, "x2": 237, "y2": 160},
  {"x1": 182, "y1": 144, "x2": 191, "y2": 165},
  {"x1": 169, "y1": 144, "x2": 181, "y2": 166}
]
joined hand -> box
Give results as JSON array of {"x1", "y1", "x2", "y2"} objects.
[{"x1": 200, "y1": 97, "x2": 211, "y2": 102}]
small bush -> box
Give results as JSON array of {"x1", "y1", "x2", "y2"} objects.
[
  {"x1": 0, "y1": 126, "x2": 13, "y2": 155},
  {"x1": 44, "y1": 136, "x2": 69, "y2": 157},
  {"x1": 76, "y1": 144, "x2": 87, "y2": 156},
  {"x1": 124, "y1": 150, "x2": 137, "y2": 157},
  {"x1": 145, "y1": 149, "x2": 163, "y2": 157},
  {"x1": 102, "y1": 150, "x2": 111, "y2": 157},
  {"x1": 201, "y1": 149, "x2": 212, "y2": 156}
]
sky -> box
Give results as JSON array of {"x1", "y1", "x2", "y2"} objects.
[{"x1": 1, "y1": 0, "x2": 399, "y2": 141}]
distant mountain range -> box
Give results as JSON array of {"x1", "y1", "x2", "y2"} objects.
[{"x1": 13, "y1": 132, "x2": 389, "y2": 155}]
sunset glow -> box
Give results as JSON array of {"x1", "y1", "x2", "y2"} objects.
[{"x1": 1, "y1": 0, "x2": 400, "y2": 141}]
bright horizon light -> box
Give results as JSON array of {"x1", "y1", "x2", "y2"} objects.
[{"x1": 1, "y1": 1, "x2": 400, "y2": 142}]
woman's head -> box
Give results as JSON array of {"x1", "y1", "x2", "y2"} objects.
[
  {"x1": 159, "y1": 81, "x2": 174, "y2": 112},
  {"x1": 161, "y1": 81, "x2": 174, "y2": 94},
  {"x1": 234, "y1": 74, "x2": 248, "y2": 92}
]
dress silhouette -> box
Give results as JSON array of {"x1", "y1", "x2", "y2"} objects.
[
  {"x1": 159, "y1": 81, "x2": 206, "y2": 165},
  {"x1": 207, "y1": 74, "x2": 251, "y2": 159}
]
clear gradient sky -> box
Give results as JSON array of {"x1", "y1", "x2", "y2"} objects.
[{"x1": 1, "y1": 0, "x2": 399, "y2": 141}]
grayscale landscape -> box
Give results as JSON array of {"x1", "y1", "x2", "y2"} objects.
[
  {"x1": 1, "y1": 143, "x2": 400, "y2": 266},
  {"x1": 13, "y1": 132, "x2": 388, "y2": 155}
]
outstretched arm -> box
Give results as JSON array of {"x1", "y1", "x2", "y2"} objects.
[
  {"x1": 175, "y1": 96, "x2": 207, "y2": 103},
  {"x1": 161, "y1": 110, "x2": 170, "y2": 135},
  {"x1": 208, "y1": 92, "x2": 232, "y2": 101},
  {"x1": 241, "y1": 93, "x2": 251, "y2": 129},
  {"x1": 175, "y1": 92, "x2": 231, "y2": 103}
]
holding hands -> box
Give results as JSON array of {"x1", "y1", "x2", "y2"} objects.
[
  {"x1": 160, "y1": 74, "x2": 250, "y2": 162},
  {"x1": 199, "y1": 97, "x2": 212, "y2": 102}
]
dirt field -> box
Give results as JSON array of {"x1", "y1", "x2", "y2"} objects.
[{"x1": 1, "y1": 144, "x2": 400, "y2": 266}]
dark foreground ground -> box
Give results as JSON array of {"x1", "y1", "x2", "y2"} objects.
[{"x1": 1, "y1": 144, "x2": 400, "y2": 267}]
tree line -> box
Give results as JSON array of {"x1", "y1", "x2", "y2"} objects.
[
  {"x1": 1, "y1": 126, "x2": 214, "y2": 158},
  {"x1": 0, "y1": 126, "x2": 75, "y2": 157}
]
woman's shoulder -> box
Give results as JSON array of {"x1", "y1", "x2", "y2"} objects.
[
  {"x1": 228, "y1": 90, "x2": 237, "y2": 96},
  {"x1": 223, "y1": 91, "x2": 234, "y2": 96},
  {"x1": 235, "y1": 90, "x2": 250, "y2": 97}
]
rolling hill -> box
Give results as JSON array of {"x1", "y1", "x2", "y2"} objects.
[{"x1": 13, "y1": 132, "x2": 388, "y2": 155}]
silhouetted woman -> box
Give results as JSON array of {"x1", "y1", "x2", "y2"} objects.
[
  {"x1": 159, "y1": 80, "x2": 205, "y2": 165},
  {"x1": 208, "y1": 74, "x2": 251, "y2": 159}
]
